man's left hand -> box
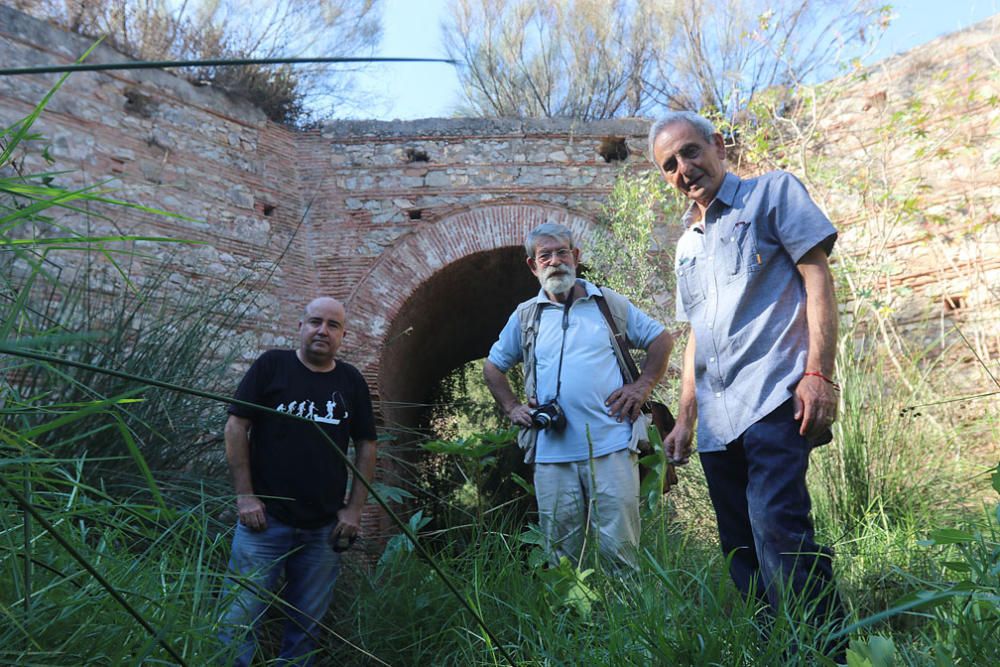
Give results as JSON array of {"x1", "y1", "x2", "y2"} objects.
[
  {"x1": 332, "y1": 505, "x2": 362, "y2": 541},
  {"x1": 606, "y1": 381, "x2": 649, "y2": 422},
  {"x1": 794, "y1": 374, "x2": 838, "y2": 440}
]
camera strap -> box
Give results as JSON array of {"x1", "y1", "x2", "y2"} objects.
[
  {"x1": 530, "y1": 286, "x2": 574, "y2": 404},
  {"x1": 594, "y1": 293, "x2": 640, "y2": 383},
  {"x1": 553, "y1": 292, "x2": 573, "y2": 401}
]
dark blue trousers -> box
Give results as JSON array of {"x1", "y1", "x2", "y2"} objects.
[{"x1": 700, "y1": 400, "x2": 843, "y2": 627}]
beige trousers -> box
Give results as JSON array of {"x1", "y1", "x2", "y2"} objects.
[{"x1": 533, "y1": 448, "x2": 640, "y2": 569}]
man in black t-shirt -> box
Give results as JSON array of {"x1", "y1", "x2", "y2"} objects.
[{"x1": 218, "y1": 297, "x2": 377, "y2": 667}]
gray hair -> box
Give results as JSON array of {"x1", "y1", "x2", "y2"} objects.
[
  {"x1": 647, "y1": 111, "x2": 717, "y2": 160},
  {"x1": 524, "y1": 222, "x2": 574, "y2": 258}
]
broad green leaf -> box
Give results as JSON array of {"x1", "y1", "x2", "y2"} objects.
[
  {"x1": 370, "y1": 482, "x2": 415, "y2": 504},
  {"x1": 847, "y1": 635, "x2": 896, "y2": 667},
  {"x1": 519, "y1": 524, "x2": 546, "y2": 546},
  {"x1": 510, "y1": 472, "x2": 534, "y2": 496}
]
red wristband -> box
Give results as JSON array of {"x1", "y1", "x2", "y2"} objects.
[{"x1": 803, "y1": 371, "x2": 840, "y2": 391}]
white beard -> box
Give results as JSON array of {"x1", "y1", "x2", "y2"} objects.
[{"x1": 542, "y1": 265, "x2": 576, "y2": 295}]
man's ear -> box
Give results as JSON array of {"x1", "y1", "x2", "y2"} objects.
[
  {"x1": 712, "y1": 133, "x2": 726, "y2": 161},
  {"x1": 572, "y1": 247, "x2": 582, "y2": 263},
  {"x1": 527, "y1": 255, "x2": 540, "y2": 275}
]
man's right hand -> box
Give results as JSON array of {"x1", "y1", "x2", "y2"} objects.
[
  {"x1": 237, "y1": 494, "x2": 267, "y2": 531},
  {"x1": 663, "y1": 422, "x2": 693, "y2": 465},
  {"x1": 507, "y1": 401, "x2": 535, "y2": 428}
]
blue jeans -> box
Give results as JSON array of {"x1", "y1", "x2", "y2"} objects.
[
  {"x1": 700, "y1": 400, "x2": 843, "y2": 628},
  {"x1": 218, "y1": 514, "x2": 341, "y2": 667}
]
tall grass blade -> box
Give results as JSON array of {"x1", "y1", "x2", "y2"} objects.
[
  {"x1": 0, "y1": 56, "x2": 456, "y2": 77},
  {"x1": 0, "y1": 475, "x2": 188, "y2": 666},
  {"x1": 109, "y1": 412, "x2": 166, "y2": 510}
]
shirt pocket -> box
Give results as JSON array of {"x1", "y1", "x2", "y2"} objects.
[
  {"x1": 676, "y1": 256, "x2": 706, "y2": 309},
  {"x1": 724, "y1": 220, "x2": 761, "y2": 283}
]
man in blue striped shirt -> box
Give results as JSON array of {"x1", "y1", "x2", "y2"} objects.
[{"x1": 650, "y1": 111, "x2": 845, "y2": 646}]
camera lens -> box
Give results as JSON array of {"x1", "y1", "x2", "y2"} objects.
[{"x1": 532, "y1": 411, "x2": 551, "y2": 428}]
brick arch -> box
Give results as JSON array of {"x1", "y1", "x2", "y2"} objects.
[
  {"x1": 343, "y1": 202, "x2": 600, "y2": 546},
  {"x1": 344, "y1": 202, "x2": 598, "y2": 386}
]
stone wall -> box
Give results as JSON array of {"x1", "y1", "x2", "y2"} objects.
[
  {"x1": 0, "y1": 6, "x2": 317, "y2": 355},
  {"x1": 812, "y1": 16, "x2": 1000, "y2": 384}
]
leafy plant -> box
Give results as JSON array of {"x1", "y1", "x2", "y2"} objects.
[
  {"x1": 421, "y1": 428, "x2": 517, "y2": 521},
  {"x1": 536, "y1": 556, "x2": 597, "y2": 619},
  {"x1": 588, "y1": 167, "x2": 680, "y2": 318},
  {"x1": 377, "y1": 509, "x2": 433, "y2": 571},
  {"x1": 846, "y1": 635, "x2": 896, "y2": 667},
  {"x1": 637, "y1": 423, "x2": 673, "y2": 512}
]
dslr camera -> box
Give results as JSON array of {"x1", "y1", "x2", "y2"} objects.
[{"x1": 530, "y1": 400, "x2": 567, "y2": 432}]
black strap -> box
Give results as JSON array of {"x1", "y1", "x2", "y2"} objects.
[
  {"x1": 594, "y1": 293, "x2": 641, "y2": 383},
  {"x1": 553, "y1": 298, "x2": 571, "y2": 401},
  {"x1": 531, "y1": 290, "x2": 574, "y2": 403}
]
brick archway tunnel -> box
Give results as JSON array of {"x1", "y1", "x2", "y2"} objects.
[
  {"x1": 347, "y1": 203, "x2": 598, "y2": 436},
  {"x1": 344, "y1": 203, "x2": 598, "y2": 537},
  {"x1": 374, "y1": 245, "x2": 534, "y2": 437}
]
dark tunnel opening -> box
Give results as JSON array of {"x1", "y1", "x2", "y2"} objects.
[{"x1": 376, "y1": 245, "x2": 539, "y2": 442}]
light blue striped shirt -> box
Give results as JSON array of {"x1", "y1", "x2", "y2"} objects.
[{"x1": 675, "y1": 171, "x2": 837, "y2": 452}]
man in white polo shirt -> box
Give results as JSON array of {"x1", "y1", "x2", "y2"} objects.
[{"x1": 483, "y1": 222, "x2": 672, "y2": 568}]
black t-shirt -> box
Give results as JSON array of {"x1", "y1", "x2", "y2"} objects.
[{"x1": 228, "y1": 349, "x2": 377, "y2": 528}]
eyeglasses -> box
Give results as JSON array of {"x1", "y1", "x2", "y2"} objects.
[{"x1": 534, "y1": 248, "x2": 573, "y2": 265}]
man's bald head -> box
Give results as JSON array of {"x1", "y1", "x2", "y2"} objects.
[
  {"x1": 297, "y1": 297, "x2": 347, "y2": 369},
  {"x1": 302, "y1": 297, "x2": 344, "y2": 321}
]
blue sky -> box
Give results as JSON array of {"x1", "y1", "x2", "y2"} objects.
[{"x1": 345, "y1": 0, "x2": 999, "y2": 121}]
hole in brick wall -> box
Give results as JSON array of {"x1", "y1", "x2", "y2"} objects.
[
  {"x1": 409, "y1": 209, "x2": 423, "y2": 220},
  {"x1": 405, "y1": 148, "x2": 430, "y2": 163},
  {"x1": 598, "y1": 136, "x2": 629, "y2": 162},
  {"x1": 256, "y1": 201, "x2": 276, "y2": 216},
  {"x1": 124, "y1": 87, "x2": 157, "y2": 118},
  {"x1": 942, "y1": 294, "x2": 965, "y2": 312}
]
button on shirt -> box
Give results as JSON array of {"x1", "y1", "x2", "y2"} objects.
[
  {"x1": 488, "y1": 280, "x2": 665, "y2": 463},
  {"x1": 674, "y1": 171, "x2": 837, "y2": 452}
]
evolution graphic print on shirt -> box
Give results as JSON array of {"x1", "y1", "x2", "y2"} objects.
[
  {"x1": 275, "y1": 392, "x2": 350, "y2": 424},
  {"x1": 228, "y1": 349, "x2": 376, "y2": 528}
]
